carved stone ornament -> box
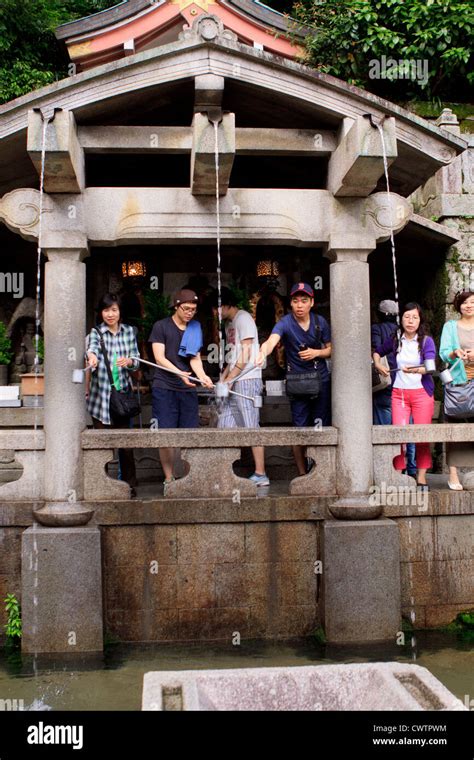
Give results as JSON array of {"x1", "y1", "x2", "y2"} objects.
[
  {"x1": 363, "y1": 192, "x2": 412, "y2": 240},
  {"x1": 179, "y1": 14, "x2": 238, "y2": 44},
  {"x1": 0, "y1": 188, "x2": 53, "y2": 241}
]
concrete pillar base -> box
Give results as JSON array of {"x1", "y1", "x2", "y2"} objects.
[
  {"x1": 21, "y1": 526, "x2": 103, "y2": 654},
  {"x1": 321, "y1": 518, "x2": 401, "y2": 643},
  {"x1": 328, "y1": 496, "x2": 382, "y2": 521}
]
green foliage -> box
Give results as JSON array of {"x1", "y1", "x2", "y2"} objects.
[
  {"x1": 4, "y1": 593, "x2": 22, "y2": 641},
  {"x1": 291, "y1": 0, "x2": 473, "y2": 101},
  {"x1": 36, "y1": 336, "x2": 45, "y2": 364},
  {"x1": 132, "y1": 290, "x2": 171, "y2": 342},
  {"x1": 0, "y1": 0, "x2": 116, "y2": 104},
  {"x1": 313, "y1": 625, "x2": 327, "y2": 644},
  {"x1": 228, "y1": 280, "x2": 251, "y2": 312},
  {"x1": 0, "y1": 322, "x2": 13, "y2": 366},
  {"x1": 440, "y1": 609, "x2": 474, "y2": 640}
]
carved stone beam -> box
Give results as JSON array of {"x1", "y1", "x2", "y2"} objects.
[
  {"x1": 191, "y1": 112, "x2": 235, "y2": 196},
  {"x1": 27, "y1": 108, "x2": 85, "y2": 193},
  {"x1": 327, "y1": 115, "x2": 397, "y2": 197}
]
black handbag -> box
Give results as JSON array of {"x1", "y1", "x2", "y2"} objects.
[
  {"x1": 285, "y1": 314, "x2": 322, "y2": 398},
  {"x1": 286, "y1": 370, "x2": 321, "y2": 398},
  {"x1": 444, "y1": 380, "x2": 474, "y2": 419},
  {"x1": 95, "y1": 329, "x2": 140, "y2": 424}
]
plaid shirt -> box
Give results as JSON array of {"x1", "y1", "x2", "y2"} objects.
[{"x1": 86, "y1": 322, "x2": 140, "y2": 425}]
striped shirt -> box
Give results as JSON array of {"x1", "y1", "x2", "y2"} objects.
[{"x1": 86, "y1": 322, "x2": 140, "y2": 425}]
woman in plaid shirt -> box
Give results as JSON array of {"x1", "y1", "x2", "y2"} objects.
[{"x1": 86, "y1": 293, "x2": 140, "y2": 494}]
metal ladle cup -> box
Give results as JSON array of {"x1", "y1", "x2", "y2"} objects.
[{"x1": 72, "y1": 365, "x2": 92, "y2": 384}]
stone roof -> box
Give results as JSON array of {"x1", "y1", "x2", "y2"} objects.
[{"x1": 0, "y1": 17, "x2": 467, "y2": 198}]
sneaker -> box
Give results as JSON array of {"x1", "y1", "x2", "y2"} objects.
[
  {"x1": 163, "y1": 476, "x2": 175, "y2": 495},
  {"x1": 305, "y1": 457, "x2": 315, "y2": 474},
  {"x1": 248, "y1": 473, "x2": 270, "y2": 486}
]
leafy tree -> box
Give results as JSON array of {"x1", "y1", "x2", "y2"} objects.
[
  {"x1": 0, "y1": 0, "x2": 115, "y2": 104},
  {"x1": 291, "y1": 0, "x2": 473, "y2": 101}
]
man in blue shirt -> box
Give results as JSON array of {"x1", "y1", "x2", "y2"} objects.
[{"x1": 258, "y1": 283, "x2": 332, "y2": 476}]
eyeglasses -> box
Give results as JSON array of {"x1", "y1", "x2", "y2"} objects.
[{"x1": 179, "y1": 305, "x2": 197, "y2": 314}]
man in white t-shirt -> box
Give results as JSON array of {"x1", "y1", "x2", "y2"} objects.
[{"x1": 212, "y1": 288, "x2": 268, "y2": 486}]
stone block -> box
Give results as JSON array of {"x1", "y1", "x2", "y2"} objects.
[
  {"x1": 177, "y1": 564, "x2": 216, "y2": 609},
  {"x1": 321, "y1": 519, "x2": 401, "y2": 642},
  {"x1": 435, "y1": 516, "x2": 474, "y2": 561},
  {"x1": 178, "y1": 607, "x2": 249, "y2": 640},
  {"x1": 27, "y1": 109, "x2": 85, "y2": 193},
  {"x1": 215, "y1": 563, "x2": 249, "y2": 608},
  {"x1": 0, "y1": 451, "x2": 44, "y2": 500},
  {"x1": 327, "y1": 115, "x2": 397, "y2": 197},
  {"x1": 102, "y1": 526, "x2": 178, "y2": 566},
  {"x1": 142, "y1": 663, "x2": 466, "y2": 711},
  {"x1": 0, "y1": 528, "x2": 22, "y2": 573},
  {"x1": 106, "y1": 607, "x2": 179, "y2": 642},
  {"x1": 397, "y1": 517, "x2": 436, "y2": 562},
  {"x1": 164, "y1": 449, "x2": 256, "y2": 498},
  {"x1": 21, "y1": 526, "x2": 103, "y2": 653},
  {"x1": 83, "y1": 450, "x2": 130, "y2": 500},
  {"x1": 249, "y1": 604, "x2": 318, "y2": 639},
  {"x1": 177, "y1": 525, "x2": 245, "y2": 564},
  {"x1": 279, "y1": 562, "x2": 318, "y2": 607},
  {"x1": 425, "y1": 603, "x2": 473, "y2": 628},
  {"x1": 401, "y1": 561, "x2": 442, "y2": 606},
  {"x1": 244, "y1": 522, "x2": 318, "y2": 563},
  {"x1": 245, "y1": 562, "x2": 277, "y2": 608},
  {"x1": 191, "y1": 112, "x2": 235, "y2": 195},
  {"x1": 373, "y1": 444, "x2": 417, "y2": 489},
  {"x1": 106, "y1": 563, "x2": 177, "y2": 611},
  {"x1": 289, "y1": 446, "x2": 336, "y2": 495},
  {"x1": 402, "y1": 559, "x2": 474, "y2": 607}
]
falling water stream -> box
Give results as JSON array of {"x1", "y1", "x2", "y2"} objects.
[
  {"x1": 376, "y1": 120, "x2": 417, "y2": 659},
  {"x1": 213, "y1": 120, "x2": 224, "y2": 375},
  {"x1": 28, "y1": 111, "x2": 54, "y2": 705}
]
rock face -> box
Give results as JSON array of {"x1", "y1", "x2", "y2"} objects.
[{"x1": 142, "y1": 663, "x2": 467, "y2": 711}]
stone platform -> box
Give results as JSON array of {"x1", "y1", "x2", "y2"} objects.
[{"x1": 142, "y1": 663, "x2": 467, "y2": 710}]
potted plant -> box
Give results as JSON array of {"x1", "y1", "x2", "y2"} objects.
[
  {"x1": 20, "y1": 334, "x2": 45, "y2": 401},
  {"x1": 0, "y1": 322, "x2": 13, "y2": 385}
]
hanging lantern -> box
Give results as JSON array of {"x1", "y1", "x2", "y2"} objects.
[
  {"x1": 121, "y1": 260, "x2": 147, "y2": 278},
  {"x1": 256, "y1": 260, "x2": 279, "y2": 278}
]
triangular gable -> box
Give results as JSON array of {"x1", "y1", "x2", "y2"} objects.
[{"x1": 56, "y1": 0, "x2": 304, "y2": 70}]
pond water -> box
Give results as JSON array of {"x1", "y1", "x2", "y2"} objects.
[{"x1": 0, "y1": 631, "x2": 472, "y2": 711}]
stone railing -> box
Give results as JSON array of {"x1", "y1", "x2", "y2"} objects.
[
  {"x1": 373, "y1": 424, "x2": 474, "y2": 490},
  {"x1": 0, "y1": 430, "x2": 45, "y2": 500},
  {"x1": 82, "y1": 427, "x2": 338, "y2": 500}
]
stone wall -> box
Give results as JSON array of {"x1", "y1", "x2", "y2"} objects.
[
  {"x1": 395, "y1": 514, "x2": 473, "y2": 629},
  {"x1": 102, "y1": 522, "x2": 320, "y2": 642},
  {"x1": 0, "y1": 508, "x2": 472, "y2": 645}
]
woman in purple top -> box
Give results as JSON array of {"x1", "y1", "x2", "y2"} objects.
[{"x1": 373, "y1": 302, "x2": 437, "y2": 490}]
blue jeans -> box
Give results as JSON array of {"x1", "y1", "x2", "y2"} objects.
[{"x1": 373, "y1": 391, "x2": 416, "y2": 474}]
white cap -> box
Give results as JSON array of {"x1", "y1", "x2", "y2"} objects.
[{"x1": 378, "y1": 299, "x2": 398, "y2": 316}]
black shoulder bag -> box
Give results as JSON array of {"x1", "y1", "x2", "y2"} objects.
[
  {"x1": 95, "y1": 329, "x2": 140, "y2": 424},
  {"x1": 285, "y1": 315, "x2": 322, "y2": 399}
]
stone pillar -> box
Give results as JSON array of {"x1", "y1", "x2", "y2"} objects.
[
  {"x1": 321, "y1": 519, "x2": 401, "y2": 643},
  {"x1": 22, "y1": 525, "x2": 103, "y2": 653},
  {"x1": 326, "y1": 243, "x2": 378, "y2": 516},
  {"x1": 43, "y1": 248, "x2": 88, "y2": 502}
]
